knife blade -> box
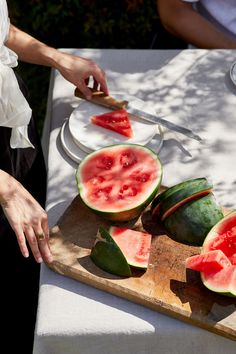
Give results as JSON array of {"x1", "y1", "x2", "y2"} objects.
[
  {"x1": 74, "y1": 88, "x2": 202, "y2": 142},
  {"x1": 126, "y1": 105, "x2": 202, "y2": 142}
]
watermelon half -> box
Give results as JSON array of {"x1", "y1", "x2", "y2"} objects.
[
  {"x1": 90, "y1": 226, "x2": 152, "y2": 276},
  {"x1": 186, "y1": 211, "x2": 236, "y2": 297},
  {"x1": 76, "y1": 144, "x2": 163, "y2": 221},
  {"x1": 91, "y1": 108, "x2": 133, "y2": 138}
]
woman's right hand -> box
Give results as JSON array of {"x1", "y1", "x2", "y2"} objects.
[{"x1": 0, "y1": 170, "x2": 53, "y2": 264}]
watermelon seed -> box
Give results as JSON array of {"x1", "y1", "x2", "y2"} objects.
[
  {"x1": 118, "y1": 185, "x2": 138, "y2": 199},
  {"x1": 135, "y1": 173, "x2": 150, "y2": 183},
  {"x1": 97, "y1": 156, "x2": 114, "y2": 170},
  {"x1": 94, "y1": 186, "x2": 112, "y2": 200},
  {"x1": 90, "y1": 176, "x2": 105, "y2": 185},
  {"x1": 120, "y1": 152, "x2": 137, "y2": 168}
]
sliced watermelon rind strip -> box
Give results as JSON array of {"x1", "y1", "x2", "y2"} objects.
[
  {"x1": 151, "y1": 177, "x2": 211, "y2": 215},
  {"x1": 161, "y1": 189, "x2": 212, "y2": 221}
]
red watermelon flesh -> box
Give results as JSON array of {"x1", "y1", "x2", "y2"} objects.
[
  {"x1": 185, "y1": 250, "x2": 232, "y2": 273},
  {"x1": 109, "y1": 226, "x2": 152, "y2": 268},
  {"x1": 91, "y1": 108, "x2": 133, "y2": 138},
  {"x1": 203, "y1": 226, "x2": 236, "y2": 264},
  {"x1": 79, "y1": 146, "x2": 161, "y2": 213},
  {"x1": 201, "y1": 266, "x2": 236, "y2": 295},
  {"x1": 185, "y1": 211, "x2": 236, "y2": 296}
]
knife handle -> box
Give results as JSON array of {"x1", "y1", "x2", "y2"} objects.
[{"x1": 74, "y1": 88, "x2": 129, "y2": 110}]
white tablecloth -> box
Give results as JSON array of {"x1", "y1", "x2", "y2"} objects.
[{"x1": 33, "y1": 49, "x2": 236, "y2": 354}]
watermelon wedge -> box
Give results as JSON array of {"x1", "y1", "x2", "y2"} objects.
[
  {"x1": 91, "y1": 108, "x2": 133, "y2": 138},
  {"x1": 186, "y1": 250, "x2": 232, "y2": 273},
  {"x1": 109, "y1": 226, "x2": 152, "y2": 268},
  {"x1": 91, "y1": 226, "x2": 132, "y2": 277},
  {"x1": 90, "y1": 226, "x2": 152, "y2": 276},
  {"x1": 185, "y1": 211, "x2": 236, "y2": 297}
]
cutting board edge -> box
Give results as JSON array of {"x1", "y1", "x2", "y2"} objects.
[{"x1": 46, "y1": 260, "x2": 236, "y2": 342}]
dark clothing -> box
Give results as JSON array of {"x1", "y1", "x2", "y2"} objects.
[{"x1": 0, "y1": 73, "x2": 47, "y2": 354}]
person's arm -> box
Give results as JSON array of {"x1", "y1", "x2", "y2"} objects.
[
  {"x1": 0, "y1": 169, "x2": 52, "y2": 263},
  {"x1": 157, "y1": 0, "x2": 236, "y2": 49},
  {"x1": 5, "y1": 25, "x2": 109, "y2": 99}
]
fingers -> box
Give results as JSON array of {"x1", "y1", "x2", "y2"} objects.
[
  {"x1": 14, "y1": 226, "x2": 29, "y2": 259},
  {"x1": 24, "y1": 225, "x2": 44, "y2": 263},
  {"x1": 34, "y1": 220, "x2": 53, "y2": 264},
  {"x1": 77, "y1": 80, "x2": 93, "y2": 100},
  {"x1": 76, "y1": 63, "x2": 109, "y2": 99},
  {"x1": 14, "y1": 215, "x2": 53, "y2": 264},
  {"x1": 77, "y1": 77, "x2": 109, "y2": 100},
  {"x1": 92, "y1": 69, "x2": 109, "y2": 95}
]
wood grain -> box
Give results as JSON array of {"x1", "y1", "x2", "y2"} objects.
[
  {"x1": 74, "y1": 88, "x2": 128, "y2": 110},
  {"x1": 47, "y1": 194, "x2": 236, "y2": 341}
]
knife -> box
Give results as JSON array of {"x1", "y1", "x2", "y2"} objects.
[{"x1": 74, "y1": 88, "x2": 202, "y2": 142}]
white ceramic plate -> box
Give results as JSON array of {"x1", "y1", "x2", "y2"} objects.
[
  {"x1": 60, "y1": 119, "x2": 87, "y2": 163},
  {"x1": 230, "y1": 61, "x2": 236, "y2": 85},
  {"x1": 68, "y1": 93, "x2": 159, "y2": 152},
  {"x1": 60, "y1": 119, "x2": 164, "y2": 164}
]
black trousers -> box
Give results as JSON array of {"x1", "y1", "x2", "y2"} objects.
[{"x1": 0, "y1": 74, "x2": 47, "y2": 353}]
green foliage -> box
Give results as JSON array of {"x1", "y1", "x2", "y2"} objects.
[
  {"x1": 7, "y1": 0, "x2": 159, "y2": 135},
  {"x1": 9, "y1": 0, "x2": 159, "y2": 48}
]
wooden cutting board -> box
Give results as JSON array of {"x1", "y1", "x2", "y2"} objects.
[{"x1": 47, "y1": 192, "x2": 236, "y2": 341}]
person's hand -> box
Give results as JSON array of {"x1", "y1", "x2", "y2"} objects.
[
  {"x1": 54, "y1": 51, "x2": 109, "y2": 99},
  {"x1": 0, "y1": 170, "x2": 53, "y2": 264}
]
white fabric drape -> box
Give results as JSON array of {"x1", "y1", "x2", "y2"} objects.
[{"x1": 0, "y1": 0, "x2": 34, "y2": 148}]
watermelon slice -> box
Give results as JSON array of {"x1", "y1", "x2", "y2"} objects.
[
  {"x1": 91, "y1": 108, "x2": 133, "y2": 138},
  {"x1": 109, "y1": 226, "x2": 152, "y2": 268},
  {"x1": 91, "y1": 226, "x2": 132, "y2": 277},
  {"x1": 201, "y1": 266, "x2": 236, "y2": 296},
  {"x1": 76, "y1": 144, "x2": 163, "y2": 221},
  {"x1": 90, "y1": 226, "x2": 152, "y2": 276},
  {"x1": 185, "y1": 211, "x2": 236, "y2": 297},
  {"x1": 186, "y1": 250, "x2": 232, "y2": 273}
]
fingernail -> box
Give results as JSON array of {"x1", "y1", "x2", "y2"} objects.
[{"x1": 37, "y1": 257, "x2": 43, "y2": 263}]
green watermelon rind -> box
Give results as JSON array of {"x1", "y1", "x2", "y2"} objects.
[
  {"x1": 199, "y1": 210, "x2": 236, "y2": 297},
  {"x1": 76, "y1": 144, "x2": 163, "y2": 221},
  {"x1": 200, "y1": 272, "x2": 236, "y2": 298},
  {"x1": 163, "y1": 193, "x2": 224, "y2": 246},
  {"x1": 151, "y1": 177, "x2": 212, "y2": 217},
  {"x1": 90, "y1": 226, "x2": 132, "y2": 277}
]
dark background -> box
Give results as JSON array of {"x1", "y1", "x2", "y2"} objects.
[{"x1": 8, "y1": 0, "x2": 187, "y2": 134}]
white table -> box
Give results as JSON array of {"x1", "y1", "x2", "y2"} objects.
[{"x1": 33, "y1": 49, "x2": 236, "y2": 354}]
